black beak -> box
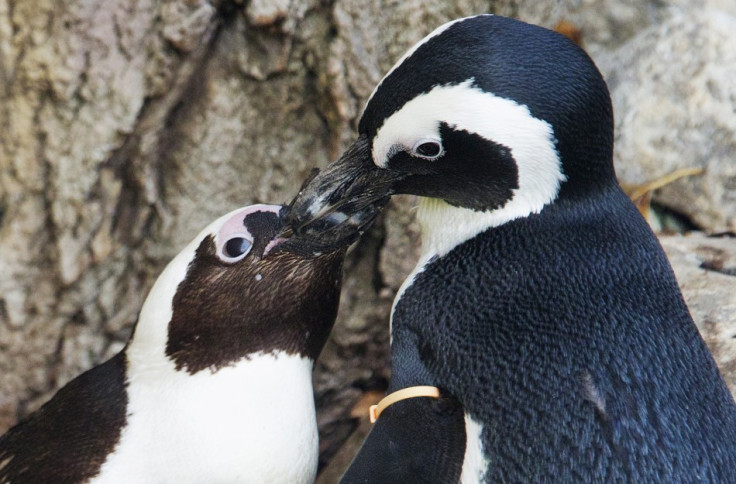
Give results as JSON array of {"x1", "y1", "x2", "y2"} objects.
[{"x1": 280, "y1": 135, "x2": 405, "y2": 252}]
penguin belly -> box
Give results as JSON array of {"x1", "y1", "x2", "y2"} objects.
[{"x1": 92, "y1": 352, "x2": 317, "y2": 484}]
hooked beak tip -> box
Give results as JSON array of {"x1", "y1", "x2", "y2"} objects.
[{"x1": 280, "y1": 134, "x2": 403, "y2": 251}]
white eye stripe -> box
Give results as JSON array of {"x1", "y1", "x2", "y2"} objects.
[{"x1": 372, "y1": 79, "x2": 566, "y2": 257}]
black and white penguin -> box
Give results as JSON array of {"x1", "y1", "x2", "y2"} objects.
[
  {"x1": 287, "y1": 14, "x2": 736, "y2": 482},
  {"x1": 0, "y1": 202, "x2": 366, "y2": 483}
]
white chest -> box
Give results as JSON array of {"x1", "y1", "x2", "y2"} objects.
[{"x1": 90, "y1": 352, "x2": 317, "y2": 484}]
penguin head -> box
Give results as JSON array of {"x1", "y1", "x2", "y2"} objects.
[
  {"x1": 286, "y1": 15, "x2": 615, "y2": 248},
  {"x1": 128, "y1": 204, "x2": 351, "y2": 375}
]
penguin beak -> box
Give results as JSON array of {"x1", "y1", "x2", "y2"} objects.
[{"x1": 281, "y1": 135, "x2": 405, "y2": 250}]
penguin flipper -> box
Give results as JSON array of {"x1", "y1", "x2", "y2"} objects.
[
  {"x1": 0, "y1": 352, "x2": 127, "y2": 484},
  {"x1": 340, "y1": 394, "x2": 466, "y2": 484}
]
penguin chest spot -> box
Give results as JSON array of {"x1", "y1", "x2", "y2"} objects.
[{"x1": 91, "y1": 352, "x2": 317, "y2": 483}]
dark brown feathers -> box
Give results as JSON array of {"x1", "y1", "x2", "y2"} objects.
[{"x1": 165, "y1": 235, "x2": 345, "y2": 374}]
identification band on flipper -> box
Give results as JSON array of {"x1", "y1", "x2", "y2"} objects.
[{"x1": 369, "y1": 386, "x2": 441, "y2": 423}]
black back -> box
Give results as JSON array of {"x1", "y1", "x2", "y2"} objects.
[
  {"x1": 0, "y1": 352, "x2": 128, "y2": 483},
  {"x1": 387, "y1": 185, "x2": 736, "y2": 481}
]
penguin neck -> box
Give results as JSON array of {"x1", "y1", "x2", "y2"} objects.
[
  {"x1": 416, "y1": 197, "x2": 514, "y2": 259},
  {"x1": 390, "y1": 196, "x2": 507, "y2": 344},
  {"x1": 125, "y1": 239, "x2": 199, "y2": 376},
  {"x1": 414, "y1": 177, "x2": 621, "y2": 259},
  {"x1": 113, "y1": 250, "x2": 321, "y2": 481}
]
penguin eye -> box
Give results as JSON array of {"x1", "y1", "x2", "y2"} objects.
[
  {"x1": 411, "y1": 139, "x2": 443, "y2": 160},
  {"x1": 219, "y1": 235, "x2": 253, "y2": 263}
]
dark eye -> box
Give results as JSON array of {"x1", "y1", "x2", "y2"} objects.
[
  {"x1": 221, "y1": 236, "x2": 252, "y2": 262},
  {"x1": 412, "y1": 139, "x2": 443, "y2": 159}
]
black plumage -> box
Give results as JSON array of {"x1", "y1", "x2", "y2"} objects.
[
  {"x1": 287, "y1": 14, "x2": 736, "y2": 482},
  {"x1": 388, "y1": 185, "x2": 736, "y2": 481}
]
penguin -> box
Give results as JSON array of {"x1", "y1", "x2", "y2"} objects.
[
  {"x1": 286, "y1": 14, "x2": 736, "y2": 482},
  {"x1": 0, "y1": 201, "x2": 372, "y2": 484}
]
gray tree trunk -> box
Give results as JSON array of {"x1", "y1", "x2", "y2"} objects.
[{"x1": 1, "y1": 0, "x2": 734, "y2": 480}]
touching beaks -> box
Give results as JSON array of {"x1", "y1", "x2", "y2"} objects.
[{"x1": 281, "y1": 135, "x2": 405, "y2": 250}]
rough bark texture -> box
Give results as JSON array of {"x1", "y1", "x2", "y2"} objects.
[{"x1": 1, "y1": 0, "x2": 735, "y2": 480}]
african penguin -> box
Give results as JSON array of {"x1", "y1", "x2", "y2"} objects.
[
  {"x1": 0, "y1": 202, "x2": 364, "y2": 484},
  {"x1": 287, "y1": 14, "x2": 736, "y2": 482}
]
